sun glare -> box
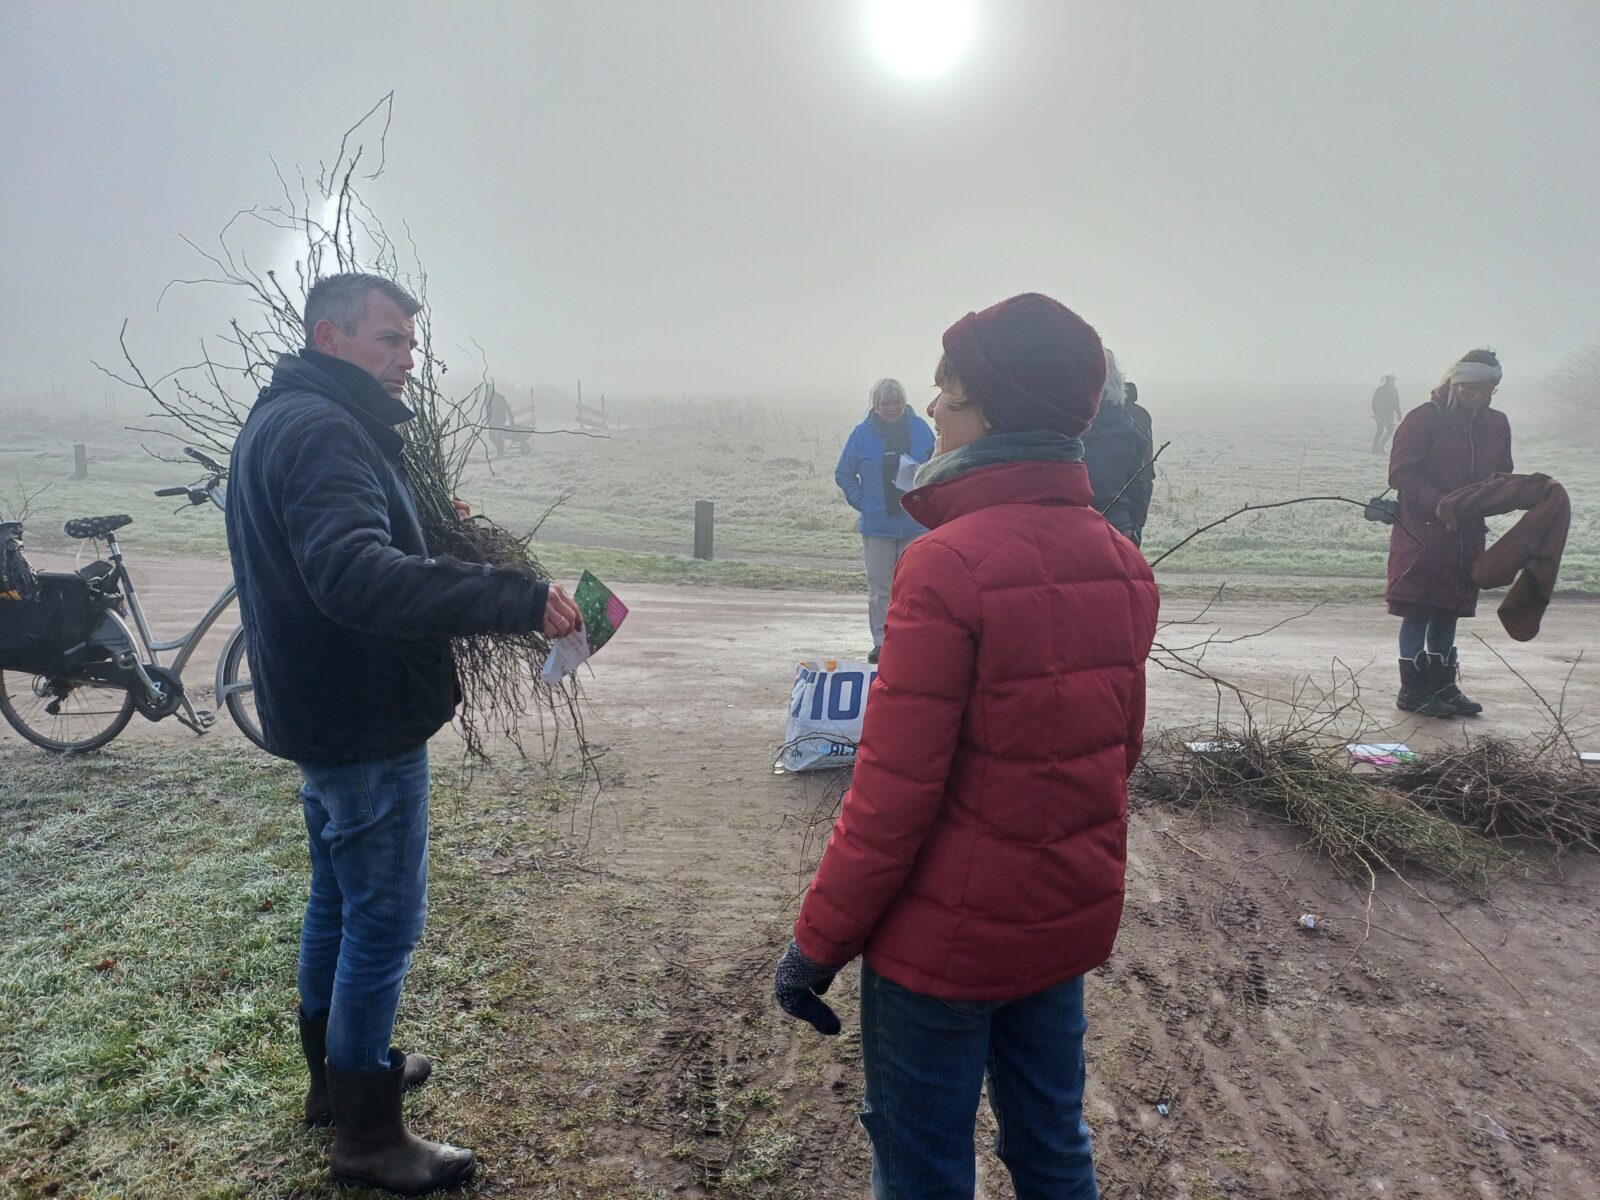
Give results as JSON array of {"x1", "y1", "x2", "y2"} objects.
[{"x1": 865, "y1": 0, "x2": 976, "y2": 81}]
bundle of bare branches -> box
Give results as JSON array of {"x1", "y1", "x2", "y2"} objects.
[
  {"x1": 1388, "y1": 737, "x2": 1600, "y2": 852},
  {"x1": 1134, "y1": 728, "x2": 1518, "y2": 899},
  {"x1": 96, "y1": 95, "x2": 573, "y2": 760}
]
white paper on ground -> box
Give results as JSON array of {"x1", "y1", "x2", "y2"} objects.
[
  {"x1": 1579, "y1": 751, "x2": 1600, "y2": 764},
  {"x1": 1185, "y1": 740, "x2": 1245, "y2": 753},
  {"x1": 1348, "y1": 742, "x2": 1417, "y2": 764}
]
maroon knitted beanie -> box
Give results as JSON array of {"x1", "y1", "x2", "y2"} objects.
[{"x1": 941, "y1": 293, "x2": 1106, "y2": 437}]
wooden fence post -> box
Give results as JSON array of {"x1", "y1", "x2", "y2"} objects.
[
  {"x1": 693, "y1": 500, "x2": 714, "y2": 560},
  {"x1": 72, "y1": 444, "x2": 89, "y2": 480}
]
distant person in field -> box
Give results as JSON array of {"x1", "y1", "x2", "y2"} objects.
[
  {"x1": 226, "y1": 272, "x2": 581, "y2": 1194},
  {"x1": 1372, "y1": 374, "x2": 1402, "y2": 454},
  {"x1": 1123, "y1": 379, "x2": 1156, "y2": 545},
  {"x1": 835, "y1": 378, "x2": 935, "y2": 662},
  {"x1": 1080, "y1": 349, "x2": 1153, "y2": 545},
  {"x1": 481, "y1": 383, "x2": 515, "y2": 458},
  {"x1": 1386, "y1": 349, "x2": 1511, "y2": 718},
  {"x1": 781, "y1": 293, "x2": 1159, "y2": 1199}
]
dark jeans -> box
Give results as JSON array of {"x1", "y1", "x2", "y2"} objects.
[
  {"x1": 1399, "y1": 615, "x2": 1457, "y2": 659},
  {"x1": 859, "y1": 965, "x2": 1099, "y2": 1200},
  {"x1": 296, "y1": 744, "x2": 431, "y2": 1074}
]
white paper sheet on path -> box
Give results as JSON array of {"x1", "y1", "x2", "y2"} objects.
[{"x1": 1348, "y1": 742, "x2": 1416, "y2": 765}]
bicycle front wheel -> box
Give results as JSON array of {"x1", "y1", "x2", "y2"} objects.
[
  {"x1": 218, "y1": 627, "x2": 267, "y2": 751},
  {"x1": 0, "y1": 668, "x2": 136, "y2": 752}
]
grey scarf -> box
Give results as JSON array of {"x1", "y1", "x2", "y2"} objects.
[{"x1": 913, "y1": 429, "x2": 1084, "y2": 490}]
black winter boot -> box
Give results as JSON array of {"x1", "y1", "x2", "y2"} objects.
[
  {"x1": 1397, "y1": 655, "x2": 1456, "y2": 718},
  {"x1": 300, "y1": 1010, "x2": 433, "y2": 1128},
  {"x1": 326, "y1": 1051, "x2": 474, "y2": 1195},
  {"x1": 1432, "y1": 647, "x2": 1484, "y2": 716}
]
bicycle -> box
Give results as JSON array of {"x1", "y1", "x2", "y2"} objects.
[{"x1": 0, "y1": 446, "x2": 265, "y2": 753}]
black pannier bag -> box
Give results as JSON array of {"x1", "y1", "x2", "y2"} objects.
[{"x1": 0, "y1": 571, "x2": 104, "y2": 676}]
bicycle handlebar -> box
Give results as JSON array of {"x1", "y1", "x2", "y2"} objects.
[
  {"x1": 154, "y1": 487, "x2": 189, "y2": 498},
  {"x1": 184, "y1": 446, "x2": 227, "y2": 475}
]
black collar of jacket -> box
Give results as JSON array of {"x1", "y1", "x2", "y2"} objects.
[{"x1": 274, "y1": 348, "x2": 415, "y2": 461}]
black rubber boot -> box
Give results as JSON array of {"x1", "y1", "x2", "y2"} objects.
[
  {"x1": 300, "y1": 1011, "x2": 432, "y2": 1128},
  {"x1": 326, "y1": 1051, "x2": 474, "y2": 1195},
  {"x1": 1397, "y1": 655, "x2": 1456, "y2": 718},
  {"x1": 867, "y1": 645, "x2": 881, "y2": 664},
  {"x1": 1432, "y1": 647, "x2": 1484, "y2": 716}
]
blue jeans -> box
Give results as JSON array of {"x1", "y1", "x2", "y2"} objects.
[
  {"x1": 859, "y1": 965, "x2": 1099, "y2": 1200},
  {"x1": 1399, "y1": 615, "x2": 1457, "y2": 659},
  {"x1": 296, "y1": 744, "x2": 431, "y2": 1074}
]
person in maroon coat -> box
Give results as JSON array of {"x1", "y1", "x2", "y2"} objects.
[
  {"x1": 774, "y1": 293, "x2": 1160, "y2": 1199},
  {"x1": 1386, "y1": 349, "x2": 1512, "y2": 717}
]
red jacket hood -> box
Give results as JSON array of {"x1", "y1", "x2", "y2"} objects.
[{"x1": 902, "y1": 459, "x2": 1095, "y2": 530}]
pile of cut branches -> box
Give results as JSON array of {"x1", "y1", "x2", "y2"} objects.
[
  {"x1": 1134, "y1": 729, "x2": 1518, "y2": 899},
  {"x1": 97, "y1": 94, "x2": 572, "y2": 760},
  {"x1": 1388, "y1": 736, "x2": 1600, "y2": 852}
]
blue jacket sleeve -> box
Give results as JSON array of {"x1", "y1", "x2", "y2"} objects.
[
  {"x1": 279, "y1": 412, "x2": 549, "y2": 641},
  {"x1": 836, "y1": 428, "x2": 865, "y2": 510}
]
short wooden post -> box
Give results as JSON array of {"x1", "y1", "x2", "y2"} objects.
[
  {"x1": 72, "y1": 444, "x2": 89, "y2": 480},
  {"x1": 693, "y1": 500, "x2": 714, "y2": 560}
]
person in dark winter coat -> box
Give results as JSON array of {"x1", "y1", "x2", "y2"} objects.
[
  {"x1": 1372, "y1": 375, "x2": 1402, "y2": 454},
  {"x1": 835, "y1": 379, "x2": 936, "y2": 661},
  {"x1": 1080, "y1": 349, "x2": 1153, "y2": 545},
  {"x1": 1385, "y1": 349, "x2": 1512, "y2": 718},
  {"x1": 1123, "y1": 379, "x2": 1156, "y2": 543},
  {"x1": 480, "y1": 383, "x2": 516, "y2": 457},
  {"x1": 778, "y1": 293, "x2": 1159, "y2": 1199},
  {"x1": 226, "y1": 273, "x2": 581, "y2": 1194}
]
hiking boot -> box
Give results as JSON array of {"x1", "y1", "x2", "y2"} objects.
[
  {"x1": 326, "y1": 1051, "x2": 474, "y2": 1195},
  {"x1": 1397, "y1": 654, "x2": 1455, "y2": 718},
  {"x1": 1432, "y1": 648, "x2": 1484, "y2": 717},
  {"x1": 867, "y1": 645, "x2": 881, "y2": 664},
  {"x1": 300, "y1": 1010, "x2": 432, "y2": 1128}
]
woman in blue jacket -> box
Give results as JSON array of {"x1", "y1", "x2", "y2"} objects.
[{"x1": 835, "y1": 379, "x2": 936, "y2": 661}]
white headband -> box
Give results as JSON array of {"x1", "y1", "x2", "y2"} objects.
[{"x1": 1448, "y1": 360, "x2": 1501, "y2": 387}]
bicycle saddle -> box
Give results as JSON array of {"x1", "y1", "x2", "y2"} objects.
[{"x1": 64, "y1": 514, "x2": 133, "y2": 540}]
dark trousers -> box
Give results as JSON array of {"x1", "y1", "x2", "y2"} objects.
[
  {"x1": 859, "y1": 965, "x2": 1099, "y2": 1199},
  {"x1": 1399, "y1": 615, "x2": 1457, "y2": 659}
]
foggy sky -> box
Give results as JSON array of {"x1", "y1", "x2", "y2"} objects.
[{"x1": 3, "y1": 1, "x2": 1597, "y2": 412}]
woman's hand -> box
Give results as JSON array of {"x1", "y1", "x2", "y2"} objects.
[{"x1": 773, "y1": 940, "x2": 842, "y2": 1035}]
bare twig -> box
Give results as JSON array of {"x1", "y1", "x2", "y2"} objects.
[{"x1": 1148, "y1": 494, "x2": 1420, "y2": 568}]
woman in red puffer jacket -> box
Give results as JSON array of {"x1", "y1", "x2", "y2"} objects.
[{"x1": 774, "y1": 293, "x2": 1159, "y2": 1200}]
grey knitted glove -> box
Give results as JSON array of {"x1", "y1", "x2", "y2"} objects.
[{"x1": 774, "y1": 939, "x2": 842, "y2": 1035}]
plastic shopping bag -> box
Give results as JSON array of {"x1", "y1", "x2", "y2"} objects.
[{"x1": 774, "y1": 658, "x2": 877, "y2": 773}]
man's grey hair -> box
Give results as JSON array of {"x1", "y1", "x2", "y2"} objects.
[
  {"x1": 303, "y1": 273, "x2": 421, "y2": 346},
  {"x1": 1100, "y1": 348, "x2": 1126, "y2": 408}
]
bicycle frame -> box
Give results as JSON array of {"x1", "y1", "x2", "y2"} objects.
[{"x1": 89, "y1": 497, "x2": 240, "y2": 733}]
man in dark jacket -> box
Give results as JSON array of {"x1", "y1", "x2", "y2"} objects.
[
  {"x1": 1372, "y1": 375, "x2": 1402, "y2": 454},
  {"x1": 1123, "y1": 379, "x2": 1156, "y2": 543},
  {"x1": 1081, "y1": 350, "x2": 1153, "y2": 545},
  {"x1": 226, "y1": 272, "x2": 579, "y2": 1194}
]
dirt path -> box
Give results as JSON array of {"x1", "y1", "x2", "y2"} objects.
[{"x1": 10, "y1": 556, "x2": 1599, "y2": 1197}]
